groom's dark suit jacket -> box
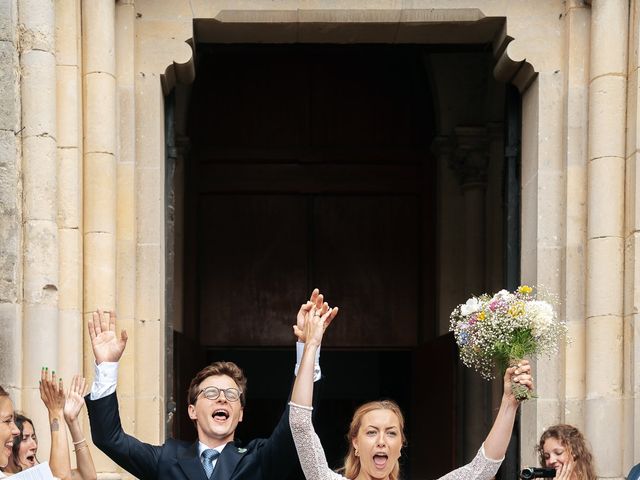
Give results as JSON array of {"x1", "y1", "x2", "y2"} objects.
[{"x1": 86, "y1": 392, "x2": 301, "y2": 480}]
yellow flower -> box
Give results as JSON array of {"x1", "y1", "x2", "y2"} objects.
[
  {"x1": 477, "y1": 311, "x2": 486, "y2": 321},
  {"x1": 508, "y1": 301, "x2": 525, "y2": 318},
  {"x1": 518, "y1": 285, "x2": 533, "y2": 295}
]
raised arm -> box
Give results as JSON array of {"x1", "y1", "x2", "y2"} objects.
[
  {"x1": 291, "y1": 297, "x2": 338, "y2": 407},
  {"x1": 64, "y1": 376, "x2": 97, "y2": 480},
  {"x1": 40, "y1": 369, "x2": 72, "y2": 480},
  {"x1": 483, "y1": 361, "x2": 533, "y2": 460},
  {"x1": 437, "y1": 362, "x2": 534, "y2": 480}
]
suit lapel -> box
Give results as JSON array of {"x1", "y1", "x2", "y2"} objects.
[
  {"x1": 178, "y1": 442, "x2": 209, "y2": 480},
  {"x1": 211, "y1": 443, "x2": 247, "y2": 480}
]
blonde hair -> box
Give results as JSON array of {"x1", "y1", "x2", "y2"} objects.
[
  {"x1": 538, "y1": 424, "x2": 596, "y2": 480},
  {"x1": 340, "y1": 400, "x2": 406, "y2": 480}
]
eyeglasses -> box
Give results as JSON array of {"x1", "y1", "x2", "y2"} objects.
[{"x1": 197, "y1": 386, "x2": 242, "y2": 402}]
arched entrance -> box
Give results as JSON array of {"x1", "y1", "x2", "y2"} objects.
[
  {"x1": 168, "y1": 39, "x2": 504, "y2": 476},
  {"x1": 164, "y1": 14, "x2": 519, "y2": 480}
]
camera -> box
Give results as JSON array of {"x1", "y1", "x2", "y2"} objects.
[{"x1": 520, "y1": 467, "x2": 557, "y2": 479}]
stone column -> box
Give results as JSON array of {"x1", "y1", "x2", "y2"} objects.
[
  {"x1": 115, "y1": 0, "x2": 137, "y2": 442},
  {"x1": 82, "y1": 0, "x2": 117, "y2": 335},
  {"x1": 449, "y1": 126, "x2": 490, "y2": 462},
  {"x1": 19, "y1": 0, "x2": 59, "y2": 438},
  {"x1": 82, "y1": 0, "x2": 118, "y2": 473},
  {"x1": 563, "y1": 0, "x2": 590, "y2": 430},
  {"x1": 56, "y1": 0, "x2": 83, "y2": 381},
  {"x1": 586, "y1": 1, "x2": 627, "y2": 479},
  {"x1": 624, "y1": 0, "x2": 640, "y2": 472},
  {"x1": 0, "y1": 0, "x2": 23, "y2": 402}
]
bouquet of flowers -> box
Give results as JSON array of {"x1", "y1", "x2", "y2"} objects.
[{"x1": 449, "y1": 285, "x2": 565, "y2": 400}]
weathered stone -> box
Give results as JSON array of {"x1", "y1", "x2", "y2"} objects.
[
  {"x1": 0, "y1": 129, "x2": 20, "y2": 304},
  {"x1": 0, "y1": 0, "x2": 17, "y2": 43},
  {"x1": 0, "y1": 41, "x2": 19, "y2": 131}
]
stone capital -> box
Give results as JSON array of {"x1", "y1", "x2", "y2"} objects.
[{"x1": 449, "y1": 127, "x2": 490, "y2": 188}]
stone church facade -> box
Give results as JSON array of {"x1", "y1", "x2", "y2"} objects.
[{"x1": 0, "y1": 0, "x2": 638, "y2": 478}]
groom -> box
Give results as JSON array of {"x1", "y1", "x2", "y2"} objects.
[{"x1": 85, "y1": 290, "x2": 338, "y2": 480}]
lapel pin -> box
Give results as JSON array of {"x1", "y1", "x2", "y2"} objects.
[{"x1": 237, "y1": 448, "x2": 247, "y2": 454}]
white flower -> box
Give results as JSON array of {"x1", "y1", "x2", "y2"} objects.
[
  {"x1": 461, "y1": 297, "x2": 482, "y2": 316},
  {"x1": 528, "y1": 300, "x2": 554, "y2": 336}
]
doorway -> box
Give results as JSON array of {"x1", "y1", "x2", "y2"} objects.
[{"x1": 170, "y1": 43, "x2": 497, "y2": 480}]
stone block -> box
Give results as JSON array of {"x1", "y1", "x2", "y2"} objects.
[
  {"x1": 20, "y1": 50, "x2": 57, "y2": 137},
  {"x1": 0, "y1": 40, "x2": 19, "y2": 131},
  {"x1": 116, "y1": 239, "x2": 135, "y2": 320},
  {"x1": 56, "y1": 64, "x2": 80, "y2": 148},
  {"x1": 135, "y1": 243, "x2": 160, "y2": 320},
  {"x1": 585, "y1": 314, "x2": 623, "y2": 394},
  {"x1": 136, "y1": 166, "x2": 160, "y2": 244},
  {"x1": 587, "y1": 156, "x2": 624, "y2": 238},
  {"x1": 134, "y1": 77, "x2": 163, "y2": 169},
  {"x1": 22, "y1": 303, "x2": 59, "y2": 383},
  {"x1": 0, "y1": 302, "x2": 22, "y2": 388},
  {"x1": 0, "y1": 0, "x2": 17, "y2": 42},
  {"x1": 58, "y1": 147, "x2": 81, "y2": 228},
  {"x1": 585, "y1": 396, "x2": 623, "y2": 477},
  {"x1": 625, "y1": 152, "x2": 636, "y2": 239},
  {"x1": 23, "y1": 220, "x2": 58, "y2": 304},
  {"x1": 626, "y1": 68, "x2": 637, "y2": 158},
  {"x1": 134, "y1": 395, "x2": 162, "y2": 443},
  {"x1": 84, "y1": 72, "x2": 116, "y2": 154},
  {"x1": 57, "y1": 308, "x2": 82, "y2": 378},
  {"x1": 83, "y1": 231, "x2": 116, "y2": 310},
  {"x1": 590, "y1": 0, "x2": 629, "y2": 77},
  {"x1": 0, "y1": 130, "x2": 21, "y2": 304},
  {"x1": 82, "y1": 0, "x2": 115, "y2": 75},
  {"x1": 22, "y1": 135, "x2": 57, "y2": 221},
  {"x1": 565, "y1": 320, "x2": 585, "y2": 399},
  {"x1": 118, "y1": 86, "x2": 135, "y2": 163},
  {"x1": 586, "y1": 237, "x2": 624, "y2": 318},
  {"x1": 84, "y1": 151, "x2": 116, "y2": 234},
  {"x1": 58, "y1": 228, "x2": 81, "y2": 309},
  {"x1": 18, "y1": 0, "x2": 55, "y2": 53},
  {"x1": 135, "y1": 20, "x2": 192, "y2": 75},
  {"x1": 115, "y1": 3, "x2": 134, "y2": 83},
  {"x1": 55, "y1": 0, "x2": 79, "y2": 66},
  {"x1": 588, "y1": 75, "x2": 627, "y2": 160},
  {"x1": 134, "y1": 317, "x2": 160, "y2": 395}
]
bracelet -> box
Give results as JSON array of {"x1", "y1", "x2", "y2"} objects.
[
  {"x1": 73, "y1": 444, "x2": 88, "y2": 453},
  {"x1": 72, "y1": 438, "x2": 86, "y2": 446}
]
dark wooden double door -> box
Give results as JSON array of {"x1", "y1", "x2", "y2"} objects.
[{"x1": 176, "y1": 44, "x2": 457, "y2": 479}]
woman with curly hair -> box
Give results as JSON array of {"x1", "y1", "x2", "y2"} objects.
[{"x1": 538, "y1": 424, "x2": 596, "y2": 480}]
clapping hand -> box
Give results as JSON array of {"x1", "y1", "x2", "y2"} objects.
[
  {"x1": 88, "y1": 310, "x2": 128, "y2": 364},
  {"x1": 64, "y1": 375, "x2": 87, "y2": 425},
  {"x1": 40, "y1": 368, "x2": 65, "y2": 413}
]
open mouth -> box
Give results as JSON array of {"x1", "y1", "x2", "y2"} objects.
[
  {"x1": 373, "y1": 453, "x2": 388, "y2": 469},
  {"x1": 212, "y1": 409, "x2": 230, "y2": 422},
  {"x1": 26, "y1": 454, "x2": 36, "y2": 465}
]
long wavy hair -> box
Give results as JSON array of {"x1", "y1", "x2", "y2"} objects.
[
  {"x1": 538, "y1": 424, "x2": 596, "y2": 480},
  {"x1": 340, "y1": 400, "x2": 406, "y2": 480}
]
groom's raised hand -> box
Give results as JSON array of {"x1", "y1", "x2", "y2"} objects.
[{"x1": 88, "y1": 310, "x2": 128, "y2": 364}]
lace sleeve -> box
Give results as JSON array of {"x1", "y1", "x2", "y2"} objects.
[
  {"x1": 437, "y1": 444, "x2": 503, "y2": 480},
  {"x1": 289, "y1": 403, "x2": 347, "y2": 480}
]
